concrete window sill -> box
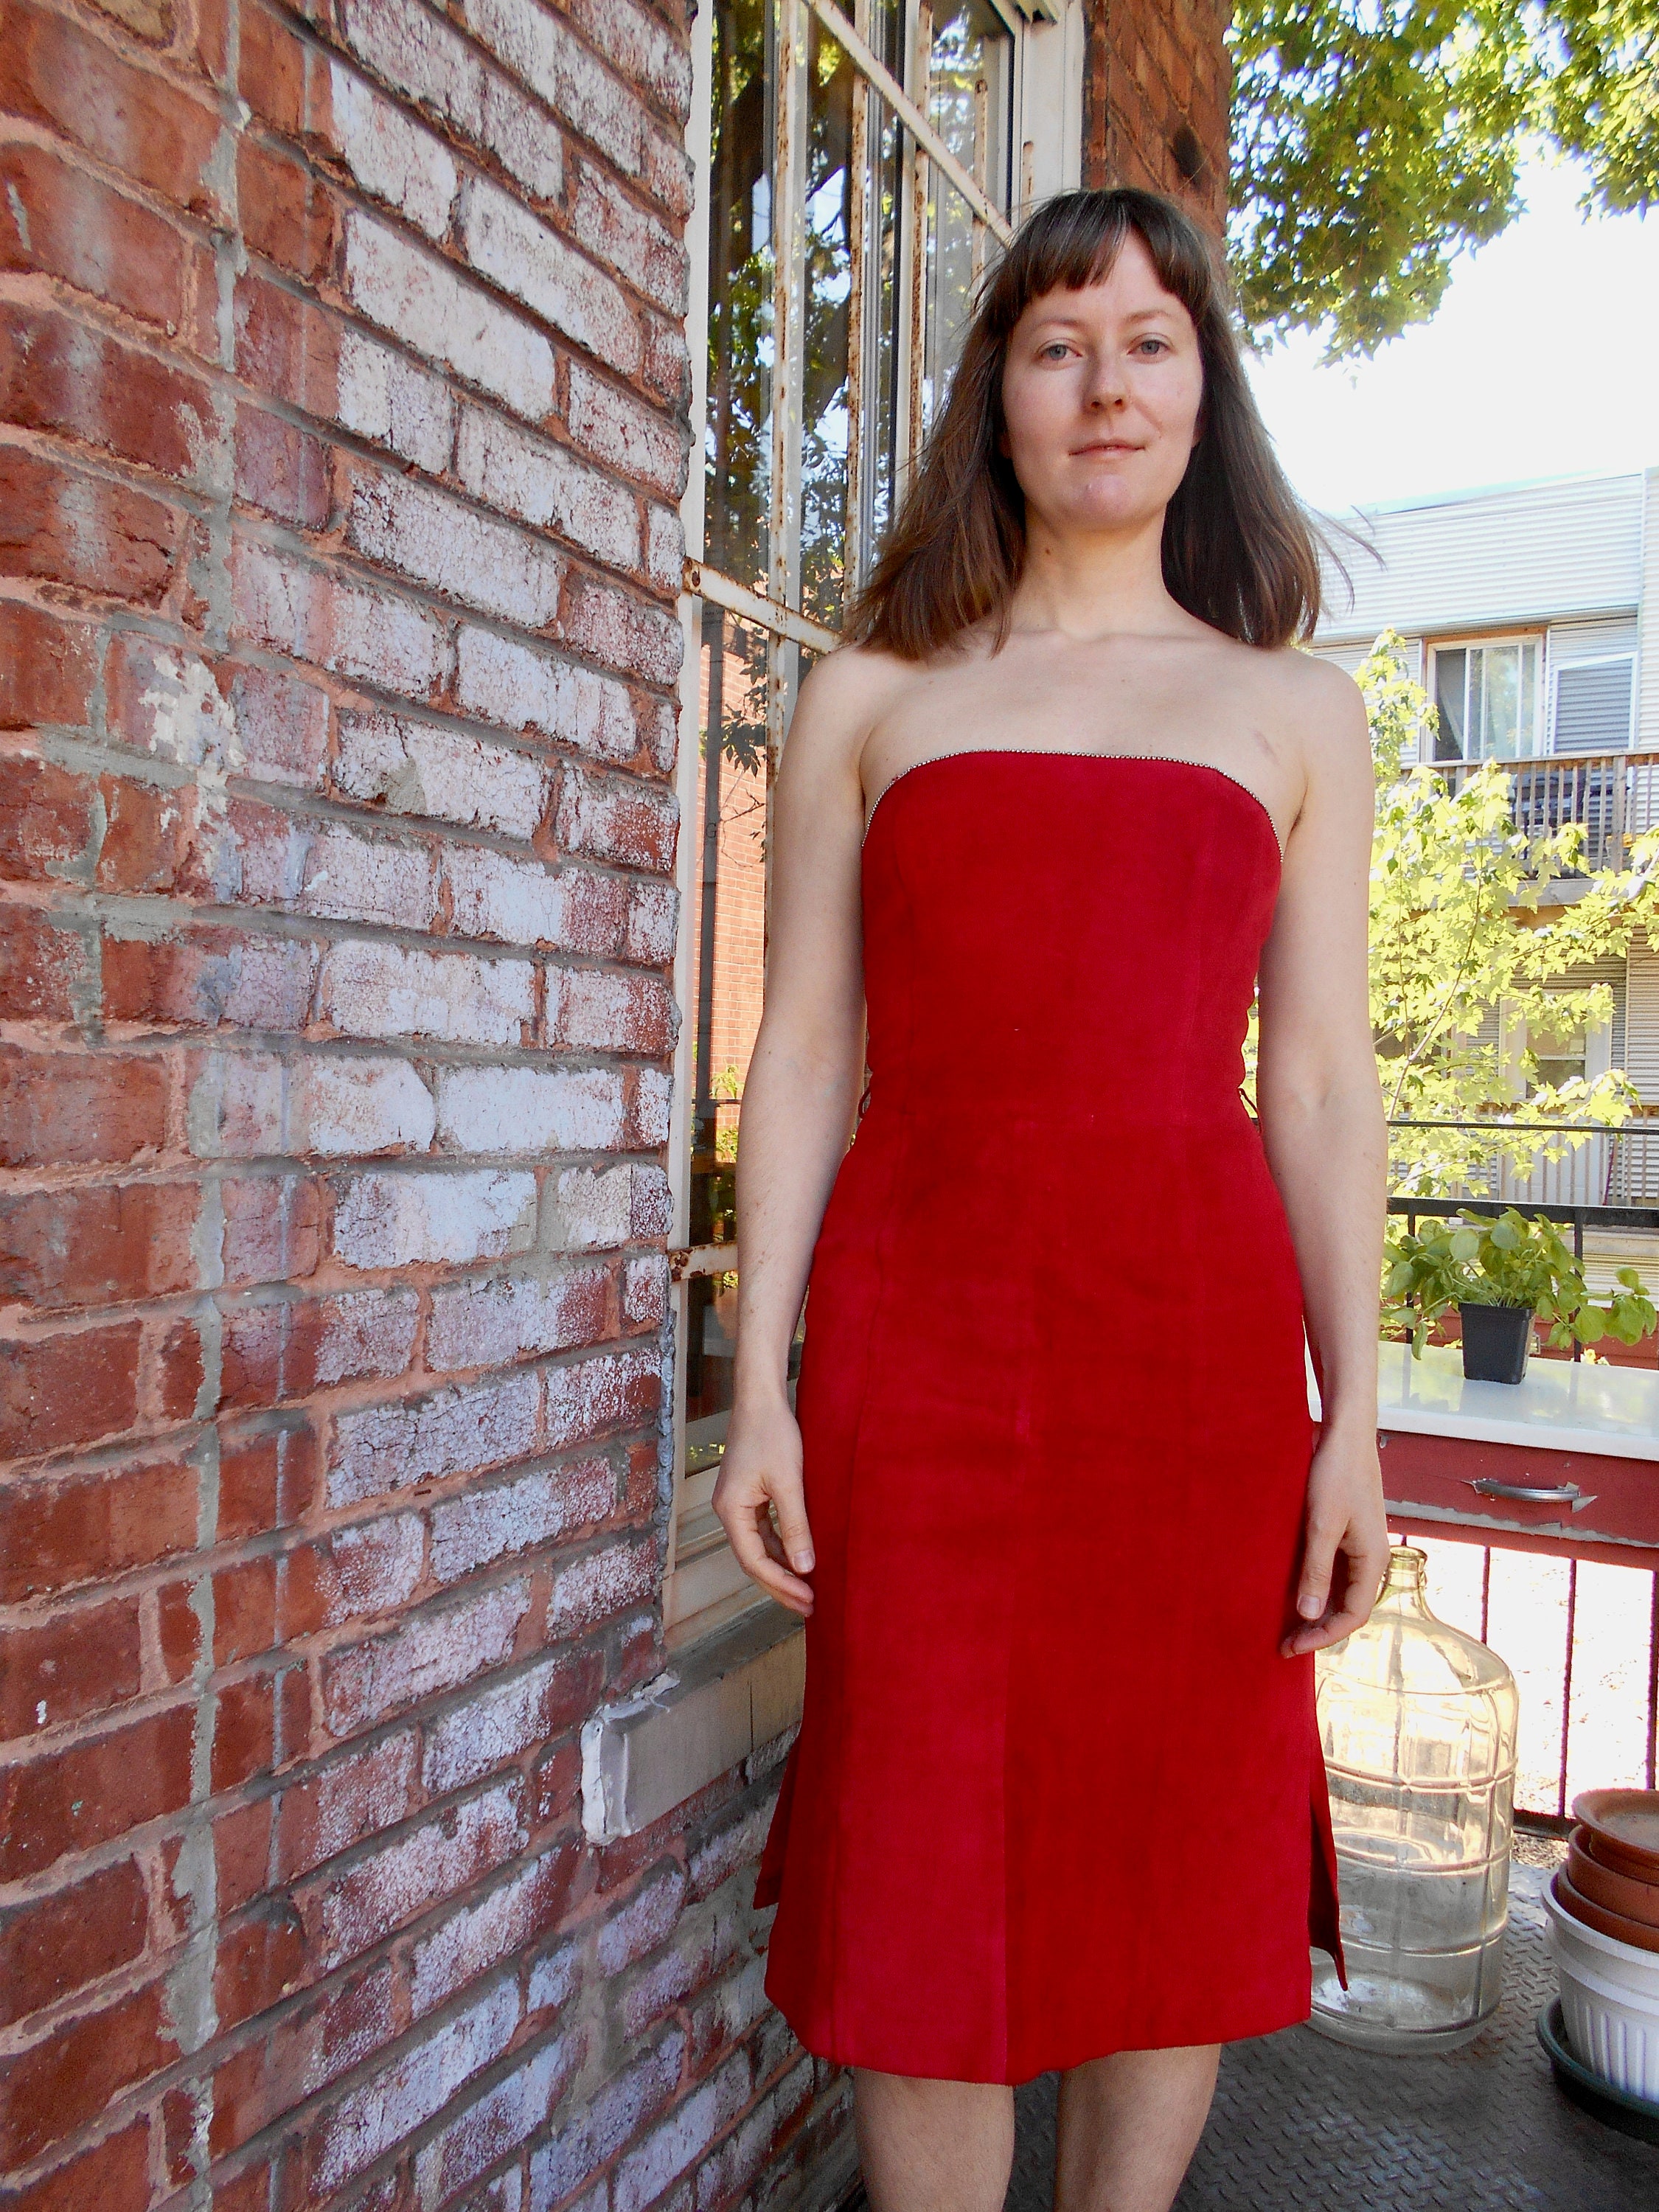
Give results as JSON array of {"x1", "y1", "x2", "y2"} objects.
[{"x1": 581, "y1": 1596, "x2": 804, "y2": 1843}]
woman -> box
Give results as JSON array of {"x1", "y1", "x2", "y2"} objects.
[{"x1": 713, "y1": 187, "x2": 1389, "y2": 2212}]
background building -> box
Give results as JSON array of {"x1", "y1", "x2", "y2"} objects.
[{"x1": 0, "y1": 1, "x2": 1230, "y2": 2205}]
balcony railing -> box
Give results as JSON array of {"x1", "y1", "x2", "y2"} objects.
[
  {"x1": 1430, "y1": 746, "x2": 1659, "y2": 874},
  {"x1": 1390, "y1": 1117, "x2": 1659, "y2": 1211}
]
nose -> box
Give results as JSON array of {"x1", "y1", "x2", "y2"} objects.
[{"x1": 1084, "y1": 349, "x2": 1127, "y2": 410}]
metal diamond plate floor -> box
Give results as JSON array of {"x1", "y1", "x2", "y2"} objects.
[{"x1": 1001, "y1": 1865, "x2": 1659, "y2": 2212}]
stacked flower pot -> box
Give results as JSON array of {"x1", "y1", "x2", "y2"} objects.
[{"x1": 1541, "y1": 1789, "x2": 1659, "y2": 2135}]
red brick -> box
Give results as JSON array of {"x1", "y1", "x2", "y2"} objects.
[
  {"x1": 0, "y1": 1183, "x2": 201, "y2": 1310},
  {"x1": 155, "y1": 1312, "x2": 206, "y2": 1420},
  {"x1": 218, "y1": 1424, "x2": 319, "y2": 1541},
  {"x1": 232, "y1": 268, "x2": 340, "y2": 423},
  {"x1": 222, "y1": 1175, "x2": 324, "y2": 1287},
  {"x1": 215, "y1": 1554, "x2": 279, "y2": 1665},
  {"x1": 274, "y1": 1731, "x2": 418, "y2": 1885},
  {"x1": 0, "y1": 1597, "x2": 144, "y2": 1737},
  {"x1": 214, "y1": 1672, "x2": 276, "y2": 1790},
  {"x1": 0, "y1": 303, "x2": 215, "y2": 482},
  {"x1": 95, "y1": 773, "x2": 207, "y2": 896},
  {"x1": 0, "y1": 907, "x2": 91, "y2": 1022},
  {"x1": 0, "y1": 1704, "x2": 192, "y2": 1877},
  {"x1": 220, "y1": 1289, "x2": 420, "y2": 1412},
  {"x1": 0, "y1": 1321, "x2": 142, "y2": 1461},
  {"x1": 157, "y1": 1576, "x2": 203, "y2": 1684},
  {"x1": 0, "y1": 754, "x2": 95, "y2": 880},
  {"x1": 215, "y1": 1792, "x2": 275, "y2": 1914},
  {"x1": 0, "y1": 2, "x2": 227, "y2": 218},
  {"x1": 215, "y1": 1896, "x2": 305, "y2": 2030},
  {"x1": 0, "y1": 1855, "x2": 150, "y2": 2029},
  {"x1": 90, "y1": 0, "x2": 175, "y2": 43},
  {"x1": 102, "y1": 925, "x2": 319, "y2": 1032},
  {"x1": 234, "y1": 403, "x2": 333, "y2": 528},
  {"x1": 0, "y1": 1980, "x2": 178, "y2": 2166},
  {"x1": 0, "y1": 448, "x2": 180, "y2": 605},
  {"x1": 0, "y1": 1450, "x2": 198, "y2": 1601},
  {"x1": 0, "y1": 1046, "x2": 170, "y2": 1167},
  {"x1": 1, "y1": 2118, "x2": 151, "y2": 2212},
  {"x1": 0, "y1": 141, "x2": 201, "y2": 336},
  {"x1": 239, "y1": 136, "x2": 338, "y2": 284},
  {"x1": 208, "y1": 1961, "x2": 398, "y2": 2159}
]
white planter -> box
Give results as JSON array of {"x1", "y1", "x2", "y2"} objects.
[{"x1": 1543, "y1": 1875, "x2": 1659, "y2": 2101}]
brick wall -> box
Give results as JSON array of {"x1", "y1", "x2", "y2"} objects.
[
  {"x1": 0, "y1": 1, "x2": 848, "y2": 2205},
  {"x1": 1082, "y1": 0, "x2": 1231, "y2": 229}
]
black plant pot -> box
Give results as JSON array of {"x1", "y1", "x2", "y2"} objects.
[{"x1": 1459, "y1": 1301, "x2": 1534, "y2": 1385}]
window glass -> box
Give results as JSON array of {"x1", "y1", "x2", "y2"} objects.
[
  {"x1": 924, "y1": 0, "x2": 1012, "y2": 416},
  {"x1": 1433, "y1": 647, "x2": 1466, "y2": 760},
  {"x1": 706, "y1": 0, "x2": 774, "y2": 594},
  {"x1": 1433, "y1": 641, "x2": 1540, "y2": 761}
]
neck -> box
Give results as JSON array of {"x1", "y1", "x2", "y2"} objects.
[{"x1": 1006, "y1": 505, "x2": 1190, "y2": 641}]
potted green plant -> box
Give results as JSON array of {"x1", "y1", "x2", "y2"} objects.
[{"x1": 1382, "y1": 1210, "x2": 1657, "y2": 1384}]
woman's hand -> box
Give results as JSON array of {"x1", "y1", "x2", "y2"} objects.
[
  {"x1": 712, "y1": 1394, "x2": 817, "y2": 1618},
  {"x1": 1280, "y1": 1422, "x2": 1390, "y2": 1658}
]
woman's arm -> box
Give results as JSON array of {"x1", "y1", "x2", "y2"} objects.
[
  {"x1": 709, "y1": 650, "x2": 879, "y2": 1616},
  {"x1": 1256, "y1": 661, "x2": 1391, "y2": 1659}
]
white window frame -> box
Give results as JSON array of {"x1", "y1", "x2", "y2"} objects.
[
  {"x1": 661, "y1": 0, "x2": 1082, "y2": 1638},
  {"x1": 1426, "y1": 631, "x2": 1547, "y2": 765}
]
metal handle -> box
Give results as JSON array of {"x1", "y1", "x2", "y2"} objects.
[{"x1": 1469, "y1": 1478, "x2": 1590, "y2": 1506}]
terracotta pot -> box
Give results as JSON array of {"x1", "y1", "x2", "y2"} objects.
[
  {"x1": 1554, "y1": 1868, "x2": 1659, "y2": 1956},
  {"x1": 1568, "y1": 1829, "x2": 1659, "y2": 1930},
  {"x1": 1573, "y1": 1790, "x2": 1659, "y2": 1884}
]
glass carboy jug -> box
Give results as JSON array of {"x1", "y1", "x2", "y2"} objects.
[{"x1": 1311, "y1": 1545, "x2": 1520, "y2": 2052}]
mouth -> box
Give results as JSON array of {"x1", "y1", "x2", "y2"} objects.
[{"x1": 1073, "y1": 441, "x2": 1139, "y2": 457}]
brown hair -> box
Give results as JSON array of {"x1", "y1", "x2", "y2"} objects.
[{"x1": 840, "y1": 187, "x2": 1352, "y2": 659}]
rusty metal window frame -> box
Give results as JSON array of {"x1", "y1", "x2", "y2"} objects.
[{"x1": 664, "y1": 0, "x2": 1036, "y2": 1631}]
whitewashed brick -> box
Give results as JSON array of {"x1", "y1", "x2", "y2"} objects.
[
  {"x1": 340, "y1": 0, "x2": 563, "y2": 201},
  {"x1": 233, "y1": 811, "x2": 439, "y2": 931},
  {"x1": 304, "y1": 1057, "x2": 436, "y2": 1155},
  {"x1": 321, "y1": 1511, "x2": 426, "y2": 1621},
  {"x1": 624, "y1": 880, "x2": 678, "y2": 967},
  {"x1": 597, "y1": 1865, "x2": 685, "y2": 1976},
  {"x1": 612, "y1": 2053, "x2": 749, "y2": 2212},
  {"x1": 463, "y1": 0, "x2": 644, "y2": 179},
  {"x1": 335, "y1": 711, "x2": 551, "y2": 838},
  {"x1": 348, "y1": 470, "x2": 565, "y2": 629},
  {"x1": 527, "y1": 1938, "x2": 578, "y2": 2017},
  {"x1": 555, "y1": 764, "x2": 678, "y2": 873},
  {"x1": 546, "y1": 1534, "x2": 657, "y2": 1637},
  {"x1": 645, "y1": 501, "x2": 682, "y2": 594},
  {"x1": 344, "y1": 208, "x2": 555, "y2": 422},
  {"x1": 554, "y1": 968, "x2": 675, "y2": 1054},
  {"x1": 233, "y1": 540, "x2": 450, "y2": 701},
  {"x1": 623, "y1": 1251, "x2": 667, "y2": 1326},
  {"x1": 324, "y1": 1585, "x2": 531, "y2": 1736},
  {"x1": 527, "y1": 2034, "x2": 684, "y2": 2212},
  {"x1": 542, "y1": 1161, "x2": 629, "y2": 1250},
  {"x1": 285, "y1": 1735, "x2": 420, "y2": 1883},
  {"x1": 456, "y1": 403, "x2": 639, "y2": 572},
  {"x1": 459, "y1": 175, "x2": 641, "y2": 375},
  {"x1": 443, "y1": 846, "x2": 566, "y2": 946},
  {"x1": 560, "y1": 573, "x2": 681, "y2": 685},
  {"x1": 330, "y1": 1371, "x2": 543, "y2": 1506},
  {"x1": 337, "y1": 327, "x2": 456, "y2": 475},
  {"x1": 427, "y1": 1267, "x2": 610, "y2": 1372},
  {"x1": 570, "y1": 160, "x2": 687, "y2": 313},
  {"x1": 422, "y1": 1657, "x2": 574, "y2": 1794},
  {"x1": 333, "y1": 1167, "x2": 537, "y2": 1268},
  {"x1": 310, "y1": 1290, "x2": 422, "y2": 1388},
  {"x1": 566, "y1": 361, "x2": 686, "y2": 499},
  {"x1": 545, "y1": 1345, "x2": 659, "y2": 1448},
  {"x1": 330, "y1": 61, "x2": 458, "y2": 240},
  {"x1": 565, "y1": 0, "x2": 692, "y2": 116},
  {"x1": 413, "y1": 2026, "x2": 580, "y2": 2200},
  {"x1": 455, "y1": 626, "x2": 638, "y2": 760},
  {"x1": 310, "y1": 1978, "x2": 520, "y2": 2192},
  {"x1": 430, "y1": 1456, "x2": 615, "y2": 1581},
  {"x1": 319, "y1": 942, "x2": 535, "y2": 1046},
  {"x1": 437, "y1": 1065, "x2": 626, "y2": 1153},
  {"x1": 319, "y1": 1783, "x2": 524, "y2": 1968},
  {"x1": 633, "y1": 1066, "x2": 672, "y2": 1146}
]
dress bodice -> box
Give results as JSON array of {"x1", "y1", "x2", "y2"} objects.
[{"x1": 858, "y1": 750, "x2": 1283, "y2": 1129}]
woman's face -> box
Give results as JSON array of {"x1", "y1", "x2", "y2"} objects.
[{"x1": 998, "y1": 231, "x2": 1205, "y2": 538}]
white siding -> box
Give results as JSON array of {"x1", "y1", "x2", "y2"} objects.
[
  {"x1": 1627, "y1": 939, "x2": 1659, "y2": 1105},
  {"x1": 1314, "y1": 473, "x2": 1644, "y2": 647},
  {"x1": 1639, "y1": 468, "x2": 1659, "y2": 750}
]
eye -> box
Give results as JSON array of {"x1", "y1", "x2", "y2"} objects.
[
  {"x1": 1039, "y1": 341, "x2": 1072, "y2": 361},
  {"x1": 1135, "y1": 336, "x2": 1172, "y2": 357}
]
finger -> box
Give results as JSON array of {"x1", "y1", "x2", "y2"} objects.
[
  {"x1": 765, "y1": 1475, "x2": 815, "y2": 1576},
  {"x1": 725, "y1": 1506, "x2": 815, "y2": 1615},
  {"x1": 1281, "y1": 1535, "x2": 1388, "y2": 1657},
  {"x1": 1295, "y1": 1515, "x2": 1342, "y2": 1626}
]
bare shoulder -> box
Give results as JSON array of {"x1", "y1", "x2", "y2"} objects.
[
  {"x1": 1253, "y1": 643, "x2": 1373, "y2": 793},
  {"x1": 776, "y1": 639, "x2": 919, "y2": 800}
]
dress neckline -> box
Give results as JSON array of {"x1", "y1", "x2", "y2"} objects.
[{"x1": 860, "y1": 748, "x2": 1287, "y2": 866}]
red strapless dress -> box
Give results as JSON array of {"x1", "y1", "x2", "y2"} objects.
[{"x1": 751, "y1": 750, "x2": 1344, "y2": 2084}]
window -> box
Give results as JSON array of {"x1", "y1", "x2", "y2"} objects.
[
  {"x1": 1430, "y1": 637, "x2": 1542, "y2": 763},
  {"x1": 664, "y1": 0, "x2": 1078, "y2": 1634},
  {"x1": 1553, "y1": 657, "x2": 1635, "y2": 755}
]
